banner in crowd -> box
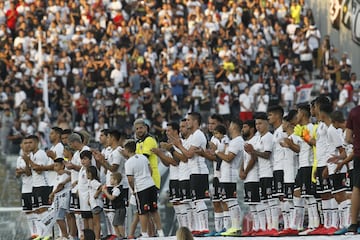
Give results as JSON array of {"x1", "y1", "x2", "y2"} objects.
[
  {"x1": 352, "y1": 0, "x2": 360, "y2": 45},
  {"x1": 296, "y1": 84, "x2": 313, "y2": 104},
  {"x1": 342, "y1": 0, "x2": 351, "y2": 28},
  {"x1": 330, "y1": 0, "x2": 342, "y2": 30}
]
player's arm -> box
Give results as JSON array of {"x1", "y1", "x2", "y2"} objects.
[
  {"x1": 345, "y1": 128, "x2": 353, "y2": 144},
  {"x1": 151, "y1": 148, "x2": 178, "y2": 166},
  {"x1": 215, "y1": 150, "x2": 236, "y2": 163},
  {"x1": 243, "y1": 153, "x2": 257, "y2": 176},
  {"x1": 127, "y1": 175, "x2": 135, "y2": 193}
]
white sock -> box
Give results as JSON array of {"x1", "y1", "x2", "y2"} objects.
[
  {"x1": 309, "y1": 197, "x2": 320, "y2": 228},
  {"x1": 344, "y1": 199, "x2": 352, "y2": 228},
  {"x1": 189, "y1": 202, "x2": 198, "y2": 231},
  {"x1": 223, "y1": 211, "x2": 231, "y2": 230},
  {"x1": 280, "y1": 201, "x2": 289, "y2": 230},
  {"x1": 26, "y1": 213, "x2": 37, "y2": 236},
  {"x1": 322, "y1": 199, "x2": 332, "y2": 228},
  {"x1": 178, "y1": 204, "x2": 188, "y2": 228},
  {"x1": 256, "y1": 203, "x2": 266, "y2": 231},
  {"x1": 185, "y1": 203, "x2": 196, "y2": 231},
  {"x1": 331, "y1": 198, "x2": 339, "y2": 228},
  {"x1": 305, "y1": 198, "x2": 314, "y2": 229},
  {"x1": 173, "y1": 204, "x2": 182, "y2": 227},
  {"x1": 291, "y1": 197, "x2": 304, "y2": 230},
  {"x1": 269, "y1": 198, "x2": 280, "y2": 230},
  {"x1": 317, "y1": 199, "x2": 324, "y2": 226},
  {"x1": 214, "y1": 212, "x2": 224, "y2": 232},
  {"x1": 250, "y1": 205, "x2": 259, "y2": 231},
  {"x1": 196, "y1": 200, "x2": 209, "y2": 231},
  {"x1": 264, "y1": 201, "x2": 272, "y2": 230},
  {"x1": 227, "y1": 199, "x2": 241, "y2": 229}
]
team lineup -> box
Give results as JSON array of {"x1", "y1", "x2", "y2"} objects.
[{"x1": 15, "y1": 98, "x2": 360, "y2": 239}]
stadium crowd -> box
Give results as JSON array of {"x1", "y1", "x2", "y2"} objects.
[{"x1": 5, "y1": 0, "x2": 360, "y2": 239}]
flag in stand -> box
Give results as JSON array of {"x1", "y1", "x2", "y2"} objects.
[{"x1": 296, "y1": 83, "x2": 313, "y2": 104}]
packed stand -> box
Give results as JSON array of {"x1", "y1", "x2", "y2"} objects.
[{"x1": 8, "y1": 0, "x2": 360, "y2": 239}]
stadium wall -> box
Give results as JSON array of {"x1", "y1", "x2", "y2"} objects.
[{"x1": 309, "y1": 0, "x2": 360, "y2": 76}]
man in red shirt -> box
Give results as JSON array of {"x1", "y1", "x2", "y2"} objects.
[
  {"x1": 5, "y1": 1, "x2": 18, "y2": 37},
  {"x1": 346, "y1": 105, "x2": 360, "y2": 234}
]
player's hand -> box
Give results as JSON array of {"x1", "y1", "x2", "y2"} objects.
[
  {"x1": 327, "y1": 154, "x2": 340, "y2": 164},
  {"x1": 244, "y1": 143, "x2": 254, "y2": 154},
  {"x1": 151, "y1": 148, "x2": 162, "y2": 155},
  {"x1": 239, "y1": 170, "x2": 246, "y2": 180},
  {"x1": 46, "y1": 150, "x2": 56, "y2": 159}
]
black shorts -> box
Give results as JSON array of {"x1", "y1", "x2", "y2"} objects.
[
  {"x1": 244, "y1": 182, "x2": 260, "y2": 204},
  {"x1": 316, "y1": 166, "x2": 332, "y2": 194},
  {"x1": 119, "y1": 187, "x2": 129, "y2": 208},
  {"x1": 32, "y1": 186, "x2": 52, "y2": 209},
  {"x1": 81, "y1": 211, "x2": 93, "y2": 219},
  {"x1": 212, "y1": 177, "x2": 222, "y2": 202},
  {"x1": 329, "y1": 173, "x2": 347, "y2": 194},
  {"x1": 346, "y1": 169, "x2": 353, "y2": 191},
  {"x1": 190, "y1": 174, "x2": 210, "y2": 201},
  {"x1": 70, "y1": 192, "x2": 80, "y2": 211},
  {"x1": 113, "y1": 208, "x2": 126, "y2": 226},
  {"x1": 179, "y1": 180, "x2": 191, "y2": 202},
  {"x1": 284, "y1": 183, "x2": 295, "y2": 200},
  {"x1": 220, "y1": 182, "x2": 237, "y2": 201},
  {"x1": 169, "y1": 180, "x2": 181, "y2": 203},
  {"x1": 135, "y1": 185, "x2": 158, "y2": 215},
  {"x1": 259, "y1": 177, "x2": 273, "y2": 201},
  {"x1": 103, "y1": 186, "x2": 114, "y2": 210},
  {"x1": 272, "y1": 170, "x2": 284, "y2": 197},
  {"x1": 297, "y1": 167, "x2": 316, "y2": 197},
  {"x1": 353, "y1": 156, "x2": 360, "y2": 188},
  {"x1": 22, "y1": 193, "x2": 33, "y2": 212}
]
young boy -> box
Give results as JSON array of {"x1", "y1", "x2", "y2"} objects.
[
  {"x1": 49, "y1": 158, "x2": 71, "y2": 240},
  {"x1": 102, "y1": 172, "x2": 126, "y2": 238}
]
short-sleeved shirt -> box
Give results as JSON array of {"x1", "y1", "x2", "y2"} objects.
[
  {"x1": 283, "y1": 134, "x2": 300, "y2": 183},
  {"x1": 106, "y1": 146, "x2": 129, "y2": 189},
  {"x1": 255, "y1": 132, "x2": 273, "y2": 178},
  {"x1": 48, "y1": 142, "x2": 65, "y2": 186},
  {"x1": 178, "y1": 138, "x2": 191, "y2": 181},
  {"x1": 347, "y1": 106, "x2": 360, "y2": 156},
  {"x1": 136, "y1": 135, "x2": 160, "y2": 189},
  {"x1": 327, "y1": 124, "x2": 346, "y2": 175},
  {"x1": 187, "y1": 129, "x2": 209, "y2": 175},
  {"x1": 243, "y1": 134, "x2": 260, "y2": 183},
  {"x1": 16, "y1": 156, "x2": 32, "y2": 193},
  {"x1": 31, "y1": 150, "x2": 50, "y2": 187},
  {"x1": 88, "y1": 179, "x2": 103, "y2": 209},
  {"x1": 125, "y1": 154, "x2": 155, "y2": 193},
  {"x1": 316, "y1": 121, "x2": 329, "y2": 167},
  {"x1": 221, "y1": 135, "x2": 244, "y2": 183},
  {"x1": 298, "y1": 123, "x2": 314, "y2": 168},
  {"x1": 272, "y1": 125, "x2": 287, "y2": 171}
]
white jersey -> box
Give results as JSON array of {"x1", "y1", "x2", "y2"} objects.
[
  {"x1": 88, "y1": 179, "x2": 103, "y2": 209},
  {"x1": 53, "y1": 172, "x2": 71, "y2": 209},
  {"x1": 327, "y1": 124, "x2": 346, "y2": 175},
  {"x1": 166, "y1": 151, "x2": 179, "y2": 180},
  {"x1": 255, "y1": 132, "x2": 273, "y2": 178},
  {"x1": 16, "y1": 155, "x2": 32, "y2": 193},
  {"x1": 125, "y1": 154, "x2": 155, "y2": 192},
  {"x1": 106, "y1": 146, "x2": 129, "y2": 189},
  {"x1": 78, "y1": 166, "x2": 90, "y2": 211},
  {"x1": 187, "y1": 129, "x2": 209, "y2": 175},
  {"x1": 178, "y1": 138, "x2": 191, "y2": 181},
  {"x1": 31, "y1": 149, "x2": 49, "y2": 187},
  {"x1": 243, "y1": 134, "x2": 260, "y2": 183},
  {"x1": 211, "y1": 135, "x2": 230, "y2": 178},
  {"x1": 272, "y1": 125, "x2": 288, "y2": 171},
  {"x1": 70, "y1": 145, "x2": 91, "y2": 193},
  {"x1": 221, "y1": 135, "x2": 244, "y2": 183},
  {"x1": 298, "y1": 123, "x2": 314, "y2": 168},
  {"x1": 47, "y1": 142, "x2": 64, "y2": 186},
  {"x1": 316, "y1": 122, "x2": 329, "y2": 167},
  {"x1": 100, "y1": 146, "x2": 112, "y2": 184},
  {"x1": 283, "y1": 134, "x2": 301, "y2": 183}
]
